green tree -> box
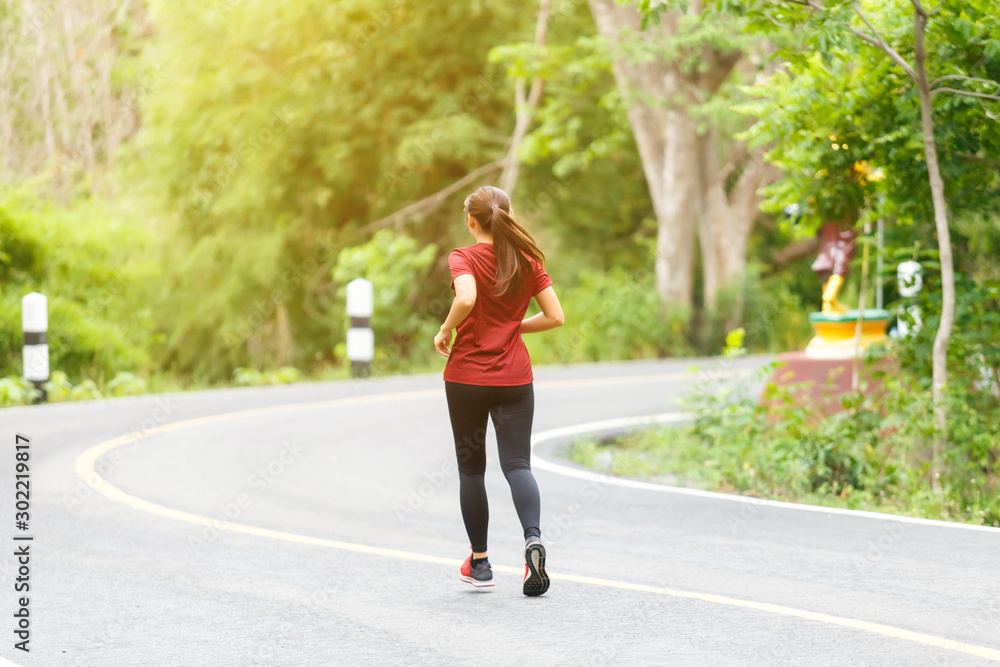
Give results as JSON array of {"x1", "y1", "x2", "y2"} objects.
[
  {"x1": 331, "y1": 229, "x2": 438, "y2": 360},
  {"x1": 128, "y1": 0, "x2": 533, "y2": 378},
  {"x1": 0, "y1": 187, "x2": 153, "y2": 380},
  {"x1": 636, "y1": 0, "x2": 1000, "y2": 476}
]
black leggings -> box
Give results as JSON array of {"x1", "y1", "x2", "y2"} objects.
[{"x1": 444, "y1": 381, "x2": 541, "y2": 553}]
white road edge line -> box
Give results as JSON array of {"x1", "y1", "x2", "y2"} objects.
[{"x1": 531, "y1": 412, "x2": 1000, "y2": 533}]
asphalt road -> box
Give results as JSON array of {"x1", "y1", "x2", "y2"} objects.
[{"x1": 0, "y1": 356, "x2": 998, "y2": 666}]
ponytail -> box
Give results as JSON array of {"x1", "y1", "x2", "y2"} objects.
[
  {"x1": 464, "y1": 186, "x2": 545, "y2": 298},
  {"x1": 491, "y1": 205, "x2": 544, "y2": 297}
]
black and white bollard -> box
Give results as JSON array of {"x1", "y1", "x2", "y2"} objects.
[
  {"x1": 21, "y1": 292, "x2": 49, "y2": 403},
  {"x1": 346, "y1": 278, "x2": 374, "y2": 378}
]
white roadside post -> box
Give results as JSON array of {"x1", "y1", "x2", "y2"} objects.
[
  {"x1": 22, "y1": 292, "x2": 49, "y2": 403},
  {"x1": 897, "y1": 260, "x2": 923, "y2": 337},
  {"x1": 345, "y1": 278, "x2": 374, "y2": 378}
]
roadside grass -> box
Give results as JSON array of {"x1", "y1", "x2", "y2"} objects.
[
  {"x1": 564, "y1": 331, "x2": 1000, "y2": 528},
  {"x1": 565, "y1": 426, "x2": 1000, "y2": 527}
]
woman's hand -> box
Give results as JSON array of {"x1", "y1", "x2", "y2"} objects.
[{"x1": 434, "y1": 327, "x2": 453, "y2": 358}]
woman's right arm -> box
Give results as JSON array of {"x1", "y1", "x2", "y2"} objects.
[{"x1": 520, "y1": 286, "x2": 565, "y2": 334}]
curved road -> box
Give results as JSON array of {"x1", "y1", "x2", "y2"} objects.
[{"x1": 1, "y1": 357, "x2": 998, "y2": 666}]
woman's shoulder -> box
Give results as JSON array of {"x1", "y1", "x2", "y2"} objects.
[
  {"x1": 451, "y1": 243, "x2": 491, "y2": 254},
  {"x1": 448, "y1": 245, "x2": 493, "y2": 272}
]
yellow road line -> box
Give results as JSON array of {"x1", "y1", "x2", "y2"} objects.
[{"x1": 74, "y1": 383, "x2": 1000, "y2": 663}]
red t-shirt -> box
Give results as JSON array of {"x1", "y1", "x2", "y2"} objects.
[{"x1": 444, "y1": 242, "x2": 553, "y2": 386}]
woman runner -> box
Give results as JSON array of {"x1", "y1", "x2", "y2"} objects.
[{"x1": 434, "y1": 185, "x2": 565, "y2": 596}]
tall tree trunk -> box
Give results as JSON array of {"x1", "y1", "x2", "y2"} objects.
[
  {"x1": 710, "y1": 152, "x2": 779, "y2": 326},
  {"x1": 698, "y1": 129, "x2": 720, "y2": 311},
  {"x1": 914, "y1": 9, "x2": 954, "y2": 490},
  {"x1": 658, "y1": 104, "x2": 699, "y2": 308},
  {"x1": 588, "y1": 0, "x2": 699, "y2": 307},
  {"x1": 588, "y1": 0, "x2": 755, "y2": 312}
]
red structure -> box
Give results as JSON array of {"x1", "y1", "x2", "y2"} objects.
[{"x1": 765, "y1": 351, "x2": 894, "y2": 417}]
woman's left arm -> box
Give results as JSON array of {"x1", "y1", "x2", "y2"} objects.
[{"x1": 434, "y1": 274, "x2": 477, "y2": 357}]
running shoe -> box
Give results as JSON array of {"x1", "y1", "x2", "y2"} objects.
[
  {"x1": 459, "y1": 550, "x2": 495, "y2": 588},
  {"x1": 523, "y1": 541, "x2": 549, "y2": 596}
]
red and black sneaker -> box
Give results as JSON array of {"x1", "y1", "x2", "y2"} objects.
[
  {"x1": 459, "y1": 549, "x2": 494, "y2": 588},
  {"x1": 522, "y1": 541, "x2": 549, "y2": 596}
]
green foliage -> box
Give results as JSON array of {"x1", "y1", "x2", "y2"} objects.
[
  {"x1": 233, "y1": 366, "x2": 304, "y2": 386},
  {"x1": 105, "y1": 372, "x2": 149, "y2": 397},
  {"x1": 331, "y1": 229, "x2": 438, "y2": 360},
  {"x1": 0, "y1": 187, "x2": 154, "y2": 381},
  {"x1": 491, "y1": 35, "x2": 629, "y2": 176},
  {"x1": 70, "y1": 379, "x2": 103, "y2": 401},
  {"x1": 873, "y1": 249, "x2": 1000, "y2": 406},
  {"x1": 0, "y1": 369, "x2": 153, "y2": 404},
  {"x1": 636, "y1": 0, "x2": 1000, "y2": 234},
  {"x1": 129, "y1": 0, "x2": 534, "y2": 380},
  {"x1": 722, "y1": 327, "x2": 746, "y2": 359},
  {"x1": 735, "y1": 52, "x2": 896, "y2": 226},
  {"x1": 740, "y1": 263, "x2": 816, "y2": 352},
  {"x1": 43, "y1": 371, "x2": 74, "y2": 402},
  {"x1": 0, "y1": 376, "x2": 39, "y2": 407},
  {"x1": 523, "y1": 266, "x2": 694, "y2": 364},
  {"x1": 43, "y1": 370, "x2": 152, "y2": 402}
]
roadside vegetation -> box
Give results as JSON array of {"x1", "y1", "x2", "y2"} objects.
[{"x1": 569, "y1": 328, "x2": 1000, "y2": 527}]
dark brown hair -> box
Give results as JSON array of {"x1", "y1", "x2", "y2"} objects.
[{"x1": 463, "y1": 185, "x2": 545, "y2": 297}]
